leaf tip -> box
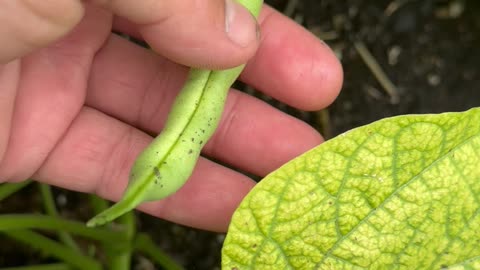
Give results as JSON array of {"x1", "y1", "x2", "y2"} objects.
[{"x1": 87, "y1": 199, "x2": 136, "y2": 227}]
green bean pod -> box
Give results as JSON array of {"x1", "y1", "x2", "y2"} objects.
[{"x1": 87, "y1": 0, "x2": 263, "y2": 227}]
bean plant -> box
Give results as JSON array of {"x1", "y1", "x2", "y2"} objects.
[{"x1": 2, "y1": 0, "x2": 479, "y2": 269}]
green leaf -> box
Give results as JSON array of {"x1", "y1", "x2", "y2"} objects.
[{"x1": 222, "y1": 108, "x2": 480, "y2": 270}]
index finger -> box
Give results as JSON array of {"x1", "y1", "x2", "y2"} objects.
[
  {"x1": 112, "y1": 5, "x2": 343, "y2": 111},
  {"x1": 241, "y1": 6, "x2": 343, "y2": 111}
]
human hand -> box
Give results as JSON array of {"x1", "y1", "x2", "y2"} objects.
[{"x1": 0, "y1": 1, "x2": 343, "y2": 232}]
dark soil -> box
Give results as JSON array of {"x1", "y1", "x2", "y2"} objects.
[
  {"x1": 1, "y1": 0, "x2": 479, "y2": 269},
  {"x1": 306, "y1": 0, "x2": 480, "y2": 136}
]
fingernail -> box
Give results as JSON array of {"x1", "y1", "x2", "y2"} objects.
[{"x1": 225, "y1": 0, "x2": 259, "y2": 47}]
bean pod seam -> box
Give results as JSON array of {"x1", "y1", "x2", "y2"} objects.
[{"x1": 87, "y1": 0, "x2": 263, "y2": 227}]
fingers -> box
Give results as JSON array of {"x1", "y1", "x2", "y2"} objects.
[
  {"x1": 0, "y1": 6, "x2": 112, "y2": 182},
  {"x1": 0, "y1": 0, "x2": 84, "y2": 63},
  {"x1": 87, "y1": 34, "x2": 322, "y2": 176},
  {"x1": 0, "y1": 62, "x2": 21, "y2": 164},
  {"x1": 241, "y1": 6, "x2": 343, "y2": 110},
  {"x1": 0, "y1": 0, "x2": 259, "y2": 68},
  {"x1": 87, "y1": 6, "x2": 343, "y2": 174},
  {"x1": 111, "y1": 5, "x2": 343, "y2": 111},
  {"x1": 34, "y1": 107, "x2": 255, "y2": 231},
  {"x1": 93, "y1": 0, "x2": 259, "y2": 69},
  {"x1": 204, "y1": 91, "x2": 323, "y2": 176},
  {"x1": 87, "y1": 34, "x2": 186, "y2": 134}
]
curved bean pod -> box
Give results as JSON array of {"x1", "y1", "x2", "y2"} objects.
[{"x1": 87, "y1": 0, "x2": 263, "y2": 227}]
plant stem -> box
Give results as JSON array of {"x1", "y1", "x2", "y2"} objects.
[
  {"x1": 0, "y1": 214, "x2": 128, "y2": 243},
  {"x1": 134, "y1": 233, "x2": 184, "y2": 270},
  {"x1": 38, "y1": 184, "x2": 81, "y2": 253},
  {"x1": 88, "y1": 195, "x2": 109, "y2": 214},
  {"x1": 2, "y1": 230, "x2": 101, "y2": 270},
  {"x1": 106, "y1": 211, "x2": 135, "y2": 270},
  {"x1": 88, "y1": 195, "x2": 137, "y2": 270},
  {"x1": 0, "y1": 181, "x2": 32, "y2": 201},
  {"x1": 353, "y1": 40, "x2": 400, "y2": 104},
  {"x1": 0, "y1": 263, "x2": 74, "y2": 270}
]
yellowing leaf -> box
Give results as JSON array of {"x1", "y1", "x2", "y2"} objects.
[{"x1": 222, "y1": 108, "x2": 480, "y2": 270}]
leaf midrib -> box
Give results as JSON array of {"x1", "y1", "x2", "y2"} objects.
[{"x1": 316, "y1": 120, "x2": 479, "y2": 267}]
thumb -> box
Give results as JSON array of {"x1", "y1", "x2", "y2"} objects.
[
  {"x1": 0, "y1": 0, "x2": 84, "y2": 64},
  {"x1": 97, "y1": 0, "x2": 260, "y2": 69}
]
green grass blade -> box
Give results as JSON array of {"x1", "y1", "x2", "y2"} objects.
[
  {"x1": 0, "y1": 263, "x2": 74, "y2": 270},
  {"x1": 0, "y1": 214, "x2": 127, "y2": 243},
  {"x1": 38, "y1": 184, "x2": 81, "y2": 253},
  {"x1": 0, "y1": 181, "x2": 32, "y2": 201},
  {"x1": 134, "y1": 233, "x2": 184, "y2": 270},
  {"x1": 2, "y1": 230, "x2": 101, "y2": 270}
]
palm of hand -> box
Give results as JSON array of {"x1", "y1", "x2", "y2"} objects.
[{"x1": 0, "y1": 5, "x2": 342, "y2": 232}]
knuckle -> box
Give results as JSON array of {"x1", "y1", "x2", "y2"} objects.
[
  {"x1": 0, "y1": 1, "x2": 81, "y2": 62},
  {"x1": 94, "y1": 126, "x2": 137, "y2": 198},
  {"x1": 207, "y1": 92, "x2": 242, "y2": 156},
  {"x1": 21, "y1": 0, "x2": 84, "y2": 30}
]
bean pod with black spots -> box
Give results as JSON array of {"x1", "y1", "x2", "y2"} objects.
[{"x1": 87, "y1": 0, "x2": 263, "y2": 227}]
